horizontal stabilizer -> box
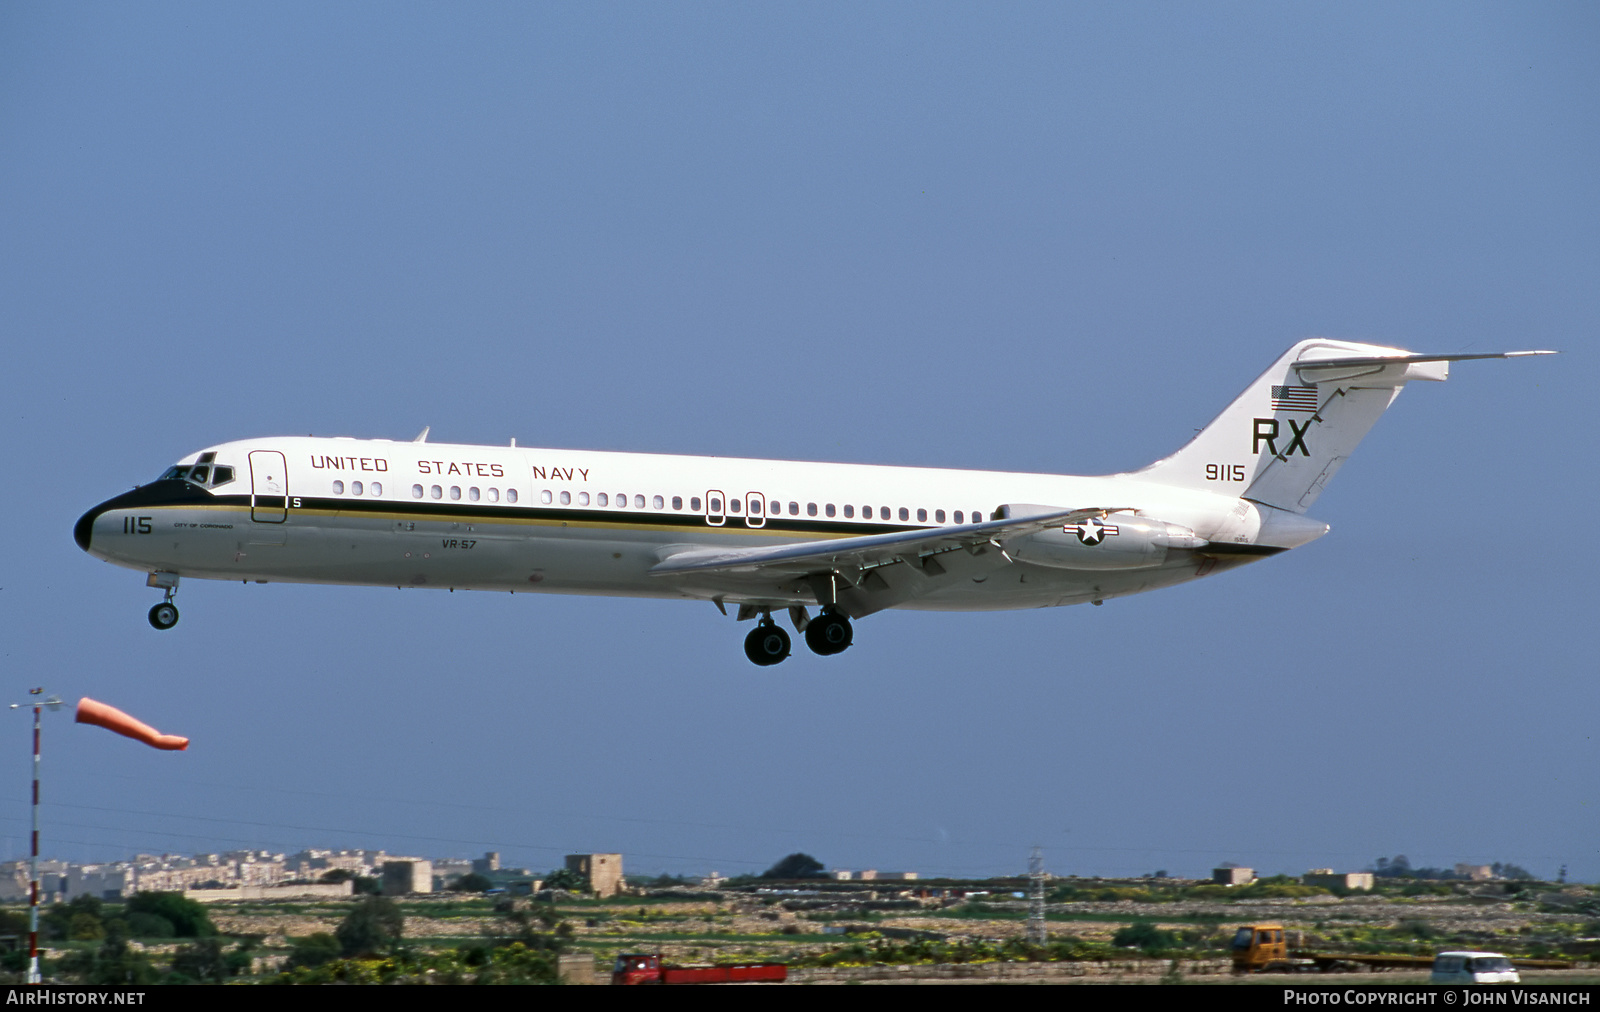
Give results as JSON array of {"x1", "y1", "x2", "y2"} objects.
[{"x1": 1293, "y1": 349, "x2": 1556, "y2": 385}]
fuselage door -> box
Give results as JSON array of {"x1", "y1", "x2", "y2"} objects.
[
  {"x1": 704, "y1": 490, "x2": 725, "y2": 527},
  {"x1": 249, "y1": 450, "x2": 289, "y2": 523},
  {"x1": 746, "y1": 492, "x2": 765, "y2": 528}
]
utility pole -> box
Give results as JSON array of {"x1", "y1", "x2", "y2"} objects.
[
  {"x1": 1026, "y1": 845, "x2": 1046, "y2": 946},
  {"x1": 10, "y1": 690, "x2": 62, "y2": 985}
]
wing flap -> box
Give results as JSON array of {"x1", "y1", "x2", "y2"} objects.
[{"x1": 649, "y1": 507, "x2": 1133, "y2": 578}]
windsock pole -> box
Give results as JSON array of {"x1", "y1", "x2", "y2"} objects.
[
  {"x1": 9, "y1": 690, "x2": 61, "y2": 986},
  {"x1": 28, "y1": 695, "x2": 40, "y2": 986}
]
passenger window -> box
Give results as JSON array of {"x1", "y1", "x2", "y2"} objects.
[
  {"x1": 917, "y1": 508, "x2": 926, "y2": 522},
  {"x1": 370, "y1": 482, "x2": 382, "y2": 496},
  {"x1": 769, "y1": 501, "x2": 779, "y2": 514},
  {"x1": 576, "y1": 491, "x2": 588, "y2": 506},
  {"x1": 729, "y1": 499, "x2": 741, "y2": 513},
  {"x1": 672, "y1": 496, "x2": 683, "y2": 510},
  {"x1": 615, "y1": 492, "x2": 626, "y2": 506},
  {"x1": 635, "y1": 494, "x2": 646, "y2": 509},
  {"x1": 487, "y1": 488, "x2": 499, "y2": 502},
  {"x1": 954, "y1": 511, "x2": 963, "y2": 523},
  {"x1": 450, "y1": 486, "x2": 461, "y2": 500},
  {"x1": 806, "y1": 503, "x2": 816, "y2": 516},
  {"x1": 332, "y1": 480, "x2": 345, "y2": 494},
  {"x1": 211, "y1": 466, "x2": 234, "y2": 486},
  {"x1": 412, "y1": 484, "x2": 424, "y2": 499},
  {"x1": 843, "y1": 505, "x2": 854, "y2": 518},
  {"x1": 471, "y1": 486, "x2": 483, "y2": 502},
  {"x1": 430, "y1": 485, "x2": 443, "y2": 500},
  {"x1": 936, "y1": 509, "x2": 945, "y2": 523},
  {"x1": 709, "y1": 497, "x2": 721, "y2": 512},
  {"x1": 506, "y1": 489, "x2": 517, "y2": 503},
  {"x1": 825, "y1": 504, "x2": 835, "y2": 517},
  {"x1": 540, "y1": 490, "x2": 553, "y2": 504},
  {"x1": 597, "y1": 493, "x2": 608, "y2": 506},
  {"x1": 691, "y1": 497, "x2": 702, "y2": 511},
  {"x1": 653, "y1": 495, "x2": 664, "y2": 509},
  {"x1": 351, "y1": 481, "x2": 363, "y2": 496},
  {"x1": 788, "y1": 502, "x2": 798, "y2": 515},
  {"x1": 899, "y1": 507, "x2": 909, "y2": 521},
  {"x1": 560, "y1": 491, "x2": 571, "y2": 505}
]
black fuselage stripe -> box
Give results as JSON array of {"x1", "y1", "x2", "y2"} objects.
[{"x1": 98, "y1": 482, "x2": 930, "y2": 539}]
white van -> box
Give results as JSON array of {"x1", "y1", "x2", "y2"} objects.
[{"x1": 1430, "y1": 951, "x2": 1519, "y2": 984}]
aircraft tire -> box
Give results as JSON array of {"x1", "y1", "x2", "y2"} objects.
[
  {"x1": 804, "y1": 611, "x2": 852, "y2": 656},
  {"x1": 148, "y1": 602, "x2": 179, "y2": 630},
  {"x1": 744, "y1": 623, "x2": 790, "y2": 666}
]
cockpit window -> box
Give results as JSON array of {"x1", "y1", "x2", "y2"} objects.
[{"x1": 159, "y1": 463, "x2": 234, "y2": 487}]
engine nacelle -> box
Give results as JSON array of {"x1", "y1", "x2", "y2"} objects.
[{"x1": 998, "y1": 504, "x2": 1207, "y2": 571}]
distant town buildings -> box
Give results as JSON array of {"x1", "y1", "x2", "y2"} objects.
[
  {"x1": 831, "y1": 870, "x2": 919, "y2": 881},
  {"x1": 1304, "y1": 869, "x2": 1375, "y2": 891}
]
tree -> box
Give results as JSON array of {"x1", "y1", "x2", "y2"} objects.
[
  {"x1": 761, "y1": 853, "x2": 827, "y2": 880},
  {"x1": 43, "y1": 895, "x2": 105, "y2": 941},
  {"x1": 286, "y1": 932, "x2": 341, "y2": 970},
  {"x1": 169, "y1": 939, "x2": 232, "y2": 983},
  {"x1": 336, "y1": 896, "x2": 405, "y2": 956},
  {"x1": 1113, "y1": 922, "x2": 1178, "y2": 955},
  {"x1": 60, "y1": 920, "x2": 159, "y2": 986},
  {"x1": 125, "y1": 912, "x2": 175, "y2": 938},
  {"x1": 126, "y1": 892, "x2": 215, "y2": 937},
  {"x1": 542, "y1": 867, "x2": 586, "y2": 891},
  {"x1": 452, "y1": 872, "x2": 493, "y2": 893}
]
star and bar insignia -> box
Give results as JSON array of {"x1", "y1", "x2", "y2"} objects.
[{"x1": 1063, "y1": 518, "x2": 1119, "y2": 545}]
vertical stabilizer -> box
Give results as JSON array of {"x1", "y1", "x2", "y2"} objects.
[{"x1": 1132, "y1": 339, "x2": 1445, "y2": 513}]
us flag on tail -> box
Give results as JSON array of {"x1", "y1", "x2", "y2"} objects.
[{"x1": 1271, "y1": 384, "x2": 1319, "y2": 412}]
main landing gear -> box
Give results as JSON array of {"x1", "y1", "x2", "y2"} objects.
[
  {"x1": 740, "y1": 606, "x2": 853, "y2": 665},
  {"x1": 744, "y1": 620, "x2": 791, "y2": 666},
  {"x1": 804, "y1": 608, "x2": 853, "y2": 656},
  {"x1": 146, "y1": 572, "x2": 180, "y2": 630}
]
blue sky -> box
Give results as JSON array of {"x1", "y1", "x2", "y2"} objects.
[{"x1": 2, "y1": 2, "x2": 1596, "y2": 882}]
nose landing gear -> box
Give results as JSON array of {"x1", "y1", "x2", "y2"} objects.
[{"x1": 146, "y1": 572, "x2": 180, "y2": 630}]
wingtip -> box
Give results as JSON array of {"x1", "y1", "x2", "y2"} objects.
[{"x1": 1505, "y1": 350, "x2": 1559, "y2": 357}]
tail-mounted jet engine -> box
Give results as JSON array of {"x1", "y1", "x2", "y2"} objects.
[{"x1": 997, "y1": 504, "x2": 1207, "y2": 571}]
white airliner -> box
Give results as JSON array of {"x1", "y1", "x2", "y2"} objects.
[{"x1": 76, "y1": 339, "x2": 1550, "y2": 664}]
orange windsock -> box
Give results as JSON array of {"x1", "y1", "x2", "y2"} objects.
[{"x1": 75, "y1": 698, "x2": 189, "y2": 751}]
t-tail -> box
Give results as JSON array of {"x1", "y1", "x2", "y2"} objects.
[{"x1": 1133, "y1": 339, "x2": 1555, "y2": 515}]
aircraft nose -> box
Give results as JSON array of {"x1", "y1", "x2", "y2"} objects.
[{"x1": 75, "y1": 501, "x2": 107, "y2": 552}]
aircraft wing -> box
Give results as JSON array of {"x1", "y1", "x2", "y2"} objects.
[{"x1": 649, "y1": 507, "x2": 1132, "y2": 578}]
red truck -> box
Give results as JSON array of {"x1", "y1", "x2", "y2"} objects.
[{"x1": 611, "y1": 953, "x2": 788, "y2": 985}]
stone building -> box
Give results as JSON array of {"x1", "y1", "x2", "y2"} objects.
[
  {"x1": 382, "y1": 859, "x2": 434, "y2": 896},
  {"x1": 565, "y1": 853, "x2": 623, "y2": 898}
]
